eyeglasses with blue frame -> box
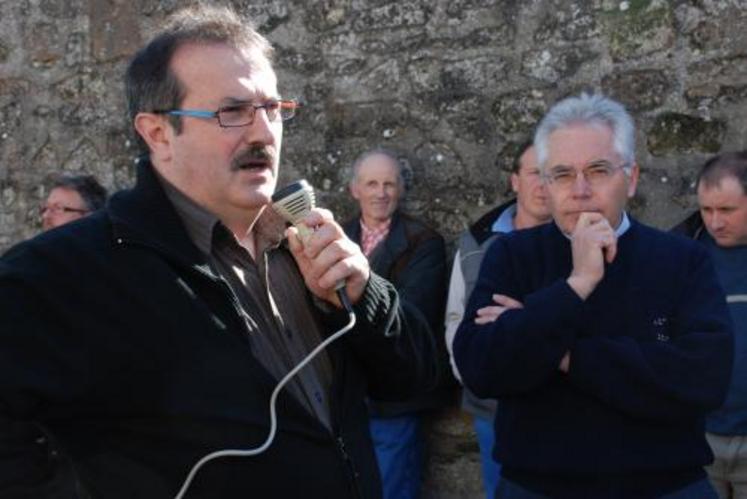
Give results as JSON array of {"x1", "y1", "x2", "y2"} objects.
[{"x1": 154, "y1": 99, "x2": 299, "y2": 128}]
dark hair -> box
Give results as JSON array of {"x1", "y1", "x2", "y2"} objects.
[
  {"x1": 697, "y1": 151, "x2": 747, "y2": 195},
  {"x1": 511, "y1": 139, "x2": 535, "y2": 174},
  {"x1": 50, "y1": 174, "x2": 108, "y2": 211},
  {"x1": 124, "y1": 4, "x2": 274, "y2": 154}
]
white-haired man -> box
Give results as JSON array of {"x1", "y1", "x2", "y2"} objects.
[{"x1": 454, "y1": 93, "x2": 733, "y2": 499}]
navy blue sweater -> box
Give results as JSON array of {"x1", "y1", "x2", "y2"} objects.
[{"x1": 454, "y1": 220, "x2": 733, "y2": 498}]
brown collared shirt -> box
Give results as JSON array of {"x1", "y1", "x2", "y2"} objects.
[{"x1": 160, "y1": 177, "x2": 332, "y2": 429}]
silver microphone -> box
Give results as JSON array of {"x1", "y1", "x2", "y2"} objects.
[
  {"x1": 271, "y1": 179, "x2": 316, "y2": 243},
  {"x1": 271, "y1": 180, "x2": 350, "y2": 307}
]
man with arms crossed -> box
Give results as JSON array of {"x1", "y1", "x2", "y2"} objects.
[
  {"x1": 675, "y1": 151, "x2": 747, "y2": 498},
  {"x1": 454, "y1": 93, "x2": 733, "y2": 498},
  {"x1": 0, "y1": 5, "x2": 433, "y2": 498},
  {"x1": 444, "y1": 140, "x2": 550, "y2": 498}
]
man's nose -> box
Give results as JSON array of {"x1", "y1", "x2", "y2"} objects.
[
  {"x1": 41, "y1": 211, "x2": 53, "y2": 228},
  {"x1": 570, "y1": 172, "x2": 592, "y2": 197},
  {"x1": 243, "y1": 108, "x2": 276, "y2": 145},
  {"x1": 711, "y1": 212, "x2": 724, "y2": 229}
]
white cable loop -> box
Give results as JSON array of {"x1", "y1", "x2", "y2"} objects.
[{"x1": 174, "y1": 309, "x2": 356, "y2": 499}]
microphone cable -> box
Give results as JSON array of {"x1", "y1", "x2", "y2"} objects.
[{"x1": 173, "y1": 288, "x2": 356, "y2": 499}]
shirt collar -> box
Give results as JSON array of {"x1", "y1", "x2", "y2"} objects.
[
  {"x1": 615, "y1": 211, "x2": 631, "y2": 237},
  {"x1": 157, "y1": 174, "x2": 220, "y2": 256},
  {"x1": 360, "y1": 217, "x2": 392, "y2": 233},
  {"x1": 491, "y1": 203, "x2": 517, "y2": 234}
]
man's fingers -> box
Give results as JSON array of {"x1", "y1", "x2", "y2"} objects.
[
  {"x1": 286, "y1": 227, "x2": 307, "y2": 259},
  {"x1": 575, "y1": 212, "x2": 607, "y2": 230},
  {"x1": 592, "y1": 229, "x2": 618, "y2": 264},
  {"x1": 475, "y1": 301, "x2": 523, "y2": 324},
  {"x1": 604, "y1": 238, "x2": 617, "y2": 263},
  {"x1": 475, "y1": 305, "x2": 504, "y2": 324},
  {"x1": 300, "y1": 207, "x2": 334, "y2": 228},
  {"x1": 492, "y1": 294, "x2": 524, "y2": 309}
]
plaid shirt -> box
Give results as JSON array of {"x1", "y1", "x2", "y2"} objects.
[{"x1": 360, "y1": 219, "x2": 391, "y2": 257}]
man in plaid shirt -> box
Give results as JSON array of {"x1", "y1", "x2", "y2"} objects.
[{"x1": 343, "y1": 148, "x2": 453, "y2": 499}]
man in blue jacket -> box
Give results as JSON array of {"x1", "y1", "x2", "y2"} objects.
[
  {"x1": 674, "y1": 151, "x2": 747, "y2": 498},
  {"x1": 0, "y1": 5, "x2": 434, "y2": 498},
  {"x1": 454, "y1": 93, "x2": 734, "y2": 499}
]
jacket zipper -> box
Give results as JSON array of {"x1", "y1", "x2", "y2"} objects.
[
  {"x1": 117, "y1": 236, "x2": 365, "y2": 496},
  {"x1": 115, "y1": 237, "x2": 260, "y2": 349},
  {"x1": 335, "y1": 434, "x2": 365, "y2": 499}
]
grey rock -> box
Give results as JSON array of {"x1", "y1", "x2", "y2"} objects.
[{"x1": 3, "y1": 1, "x2": 747, "y2": 496}]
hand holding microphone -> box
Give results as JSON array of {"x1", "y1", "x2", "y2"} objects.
[{"x1": 272, "y1": 180, "x2": 370, "y2": 309}]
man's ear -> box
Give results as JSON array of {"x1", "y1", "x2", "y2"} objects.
[
  {"x1": 510, "y1": 172, "x2": 520, "y2": 194},
  {"x1": 349, "y1": 181, "x2": 360, "y2": 201},
  {"x1": 134, "y1": 112, "x2": 173, "y2": 162},
  {"x1": 627, "y1": 163, "x2": 640, "y2": 198}
]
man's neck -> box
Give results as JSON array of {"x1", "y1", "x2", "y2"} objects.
[
  {"x1": 361, "y1": 215, "x2": 392, "y2": 230},
  {"x1": 513, "y1": 209, "x2": 548, "y2": 231},
  {"x1": 224, "y1": 207, "x2": 263, "y2": 258}
]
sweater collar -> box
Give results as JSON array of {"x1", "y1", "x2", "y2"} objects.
[{"x1": 556, "y1": 212, "x2": 631, "y2": 239}]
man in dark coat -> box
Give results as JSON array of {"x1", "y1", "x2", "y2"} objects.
[
  {"x1": 0, "y1": 6, "x2": 434, "y2": 499},
  {"x1": 454, "y1": 93, "x2": 733, "y2": 499},
  {"x1": 343, "y1": 148, "x2": 450, "y2": 499}
]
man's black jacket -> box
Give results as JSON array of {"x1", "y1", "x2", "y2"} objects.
[
  {"x1": 0, "y1": 161, "x2": 435, "y2": 499},
  {"x1": 344, "y1": 212, "x2": 454, "y2": 417}
]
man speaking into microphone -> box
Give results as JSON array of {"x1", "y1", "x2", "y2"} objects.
[{"x1": 0, "y1": 5, "x2": 435, "y2": 498}]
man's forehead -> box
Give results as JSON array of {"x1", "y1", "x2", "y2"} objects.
[
  {"x1": 518, "y1": 147, "x2": 537, "y2": 170},
  {"x1": 48, "y1": 187, "x2": 84, "y2": 204},
  {"x1": 359, "y1": 155, "x2": 399, "y2": 178},
  {"x1": 546, "y1": 123, "x2": 619, "y2": 165},
  {"x1": 171, "y1": 42, "x2": 278, "y2": 99},
  {"x1": 698, "y1": 175, "x2": 747, "y2": 199}
]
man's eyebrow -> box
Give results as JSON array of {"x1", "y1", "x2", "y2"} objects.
[
  {"x1": 548, "y1": 164, "x2": 574, "y2": 170},
  {"x1": 586, "y1": 159, "x2": 613, "y2": 167},
  {"x1": 548, "y1": 160, "x2": 613, "y2": 170},
  {"x1": 219, "y1": 95, "x2": 280, "y2": 106},
  {"x1": 219, "y1": 97, "x2": 253, "y2": 106}
]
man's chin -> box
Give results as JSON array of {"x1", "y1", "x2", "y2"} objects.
[
  {"x1": 713, "y1": 234, "x2": 737, "y2": 247},
  {"x1": 234, "y1": 188, "x2": 274, "y2": 212}
]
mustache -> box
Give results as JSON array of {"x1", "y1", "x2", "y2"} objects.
[{"x1": 230, "y1": 146, "x2": 275, "y2": 171}]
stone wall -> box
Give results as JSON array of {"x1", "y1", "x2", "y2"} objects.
[{"x1": 1, "y1": 0, "x2": 746, "y2": 496}]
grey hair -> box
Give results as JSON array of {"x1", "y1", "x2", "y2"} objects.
[
  {"x1": 534, "y1": 93, "x2": 636, "y2": 172},
  {"x1": 349, "y1": 148, "x2": 406, "y2": 188}
]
